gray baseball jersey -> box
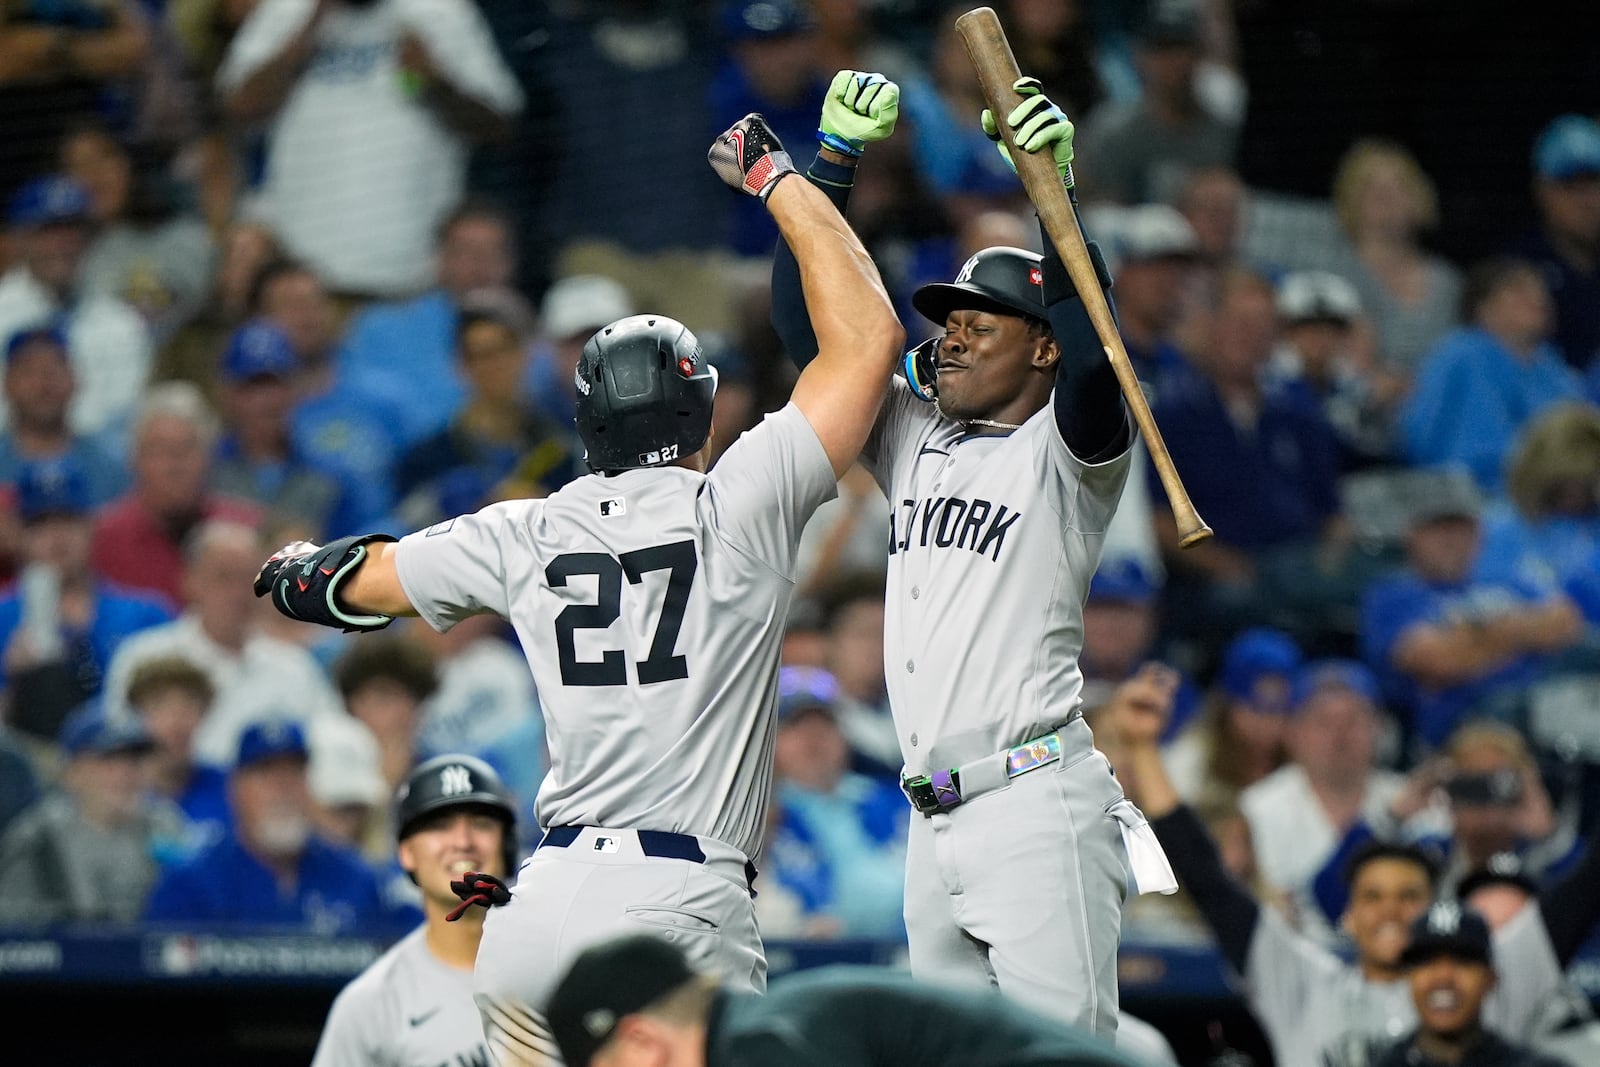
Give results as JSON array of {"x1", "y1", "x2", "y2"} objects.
[
  {"x1": 1245, "y1": 903, "x2": 1564, "y2": 1067},
  {"x1": 867, "y1": 380, "x2": 1130, "y2": 774},
  {"x1": 311, "y1": 926, "x2": 489, "y2": 1067},
  {"x1": 393, "y1": 403, "x2": 836, "y2": 860}
]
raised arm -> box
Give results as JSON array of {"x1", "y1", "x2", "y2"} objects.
[
  {"x1": 771, "y1": 71, "x2": 900, "y2": 373},
  {"x1": 710, "y1": 113, "x2": 904, "y2": 477},
  {"x1": 979, "y1": 77, "x2": 1128, "y2": 461},
  {"x1": 1537, "y1": 816, "x2": 1600, "y2": 966},
  {"x1": 1111, "y1": 664, "x2": 1263, "y2": 974}
]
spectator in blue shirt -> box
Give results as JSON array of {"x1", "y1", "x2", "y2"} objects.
[
  {"x1": 0, "y1": 455, "x2": 173, "y2": 743},
  {"x1": 1360, "y1": 468, "x2": 1584, "y2": 751},
  {"x1": 337, "y1": 201, "x2": 519, "y2": 447},
  {"x1": 763, "y1": 666, "x2": 907, "y2": 940},
  {"x1": 1475, "y1": 402, "x2": 1600, "y2": 609},
  {"x1": 1400, "y1": 257, "x2": 1586, "y2": 493},
  {"x1": 144, "y1": 720, "x2": 385, "y2": 933},
  {"x1": 211, "y1": 320, "x2": 370, "y2": 541}
]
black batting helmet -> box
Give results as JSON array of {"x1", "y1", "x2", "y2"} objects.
[
  {"x1": 575, "y1": 315, "x2": 717, "y2": 473},
  {"x1": 912, "y1": 246, "x2": 1050, "y2": 327},
  {"x1": 395, "y1": 754, "x2": 519, "y2": 877}
]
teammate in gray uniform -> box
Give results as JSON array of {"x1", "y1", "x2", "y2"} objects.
[
  {"x1": 770, "y1": 71, "x2": 1175, "y2": 1038},
  {"x1": 312, "y1": 754, "x2": 518, "y2": 1067},
  {"x1": 256, "y1": 110, "x2": 904, "y2": 1066},
  {"x1": 1111, "y1": 664, "x2": 1600, "y2": 1067}
]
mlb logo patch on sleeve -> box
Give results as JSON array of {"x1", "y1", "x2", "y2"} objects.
[
  {"x1": 424, "y1": 518, "x2": 456, "y2": 537},
  {"x1": 600, "y1": 497, "x2": 626, "y2": 517}
]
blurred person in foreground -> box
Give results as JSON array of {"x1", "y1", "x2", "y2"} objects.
[
  {"x1": 1110, "y1": 660, "x2": 1600, "y2": 1067},
  {"x1": 0, "y1": 702, "x2": 184, "y2": 924},
  {"x1": 1371, "y1": 903, "x2": 1567, "y2": 1067},
  {"x1": 311, "y1": 755, "x2": 518, "y2": 1066},
  {"x1": 217, "y1": 0, "x2": 522, "y2": 300},
  {"x1": 543, "y1": 932, "x2": 1149, "y2": 1067},
  {"x1": 1360, "y1": 467, "x2": 1584, "y2": 753},
  {"x1": 144, "y1": 719, "x2": 385, "y2": 932}
]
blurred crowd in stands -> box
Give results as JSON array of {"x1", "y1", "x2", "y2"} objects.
[{"x1": 2, "y1": 0, "x2": 1600, "y2": 1024}]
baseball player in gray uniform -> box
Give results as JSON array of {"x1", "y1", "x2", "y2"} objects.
[
  {"x1": 771, "y1": 72, "x2": 1175, "y2": 1038},
  {"x1": 255, "y1": 112, "x2": 904, "y2": 1066},
  {"x1": 312, "y1": 754, "x2": 518, "y2": 1067}
]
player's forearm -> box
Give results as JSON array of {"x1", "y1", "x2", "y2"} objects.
[
  {"x1": 340, "y1": 541, "x2": 419, "y2": 618},
  {"x1": 1538, "y1": 819, "x2": 1600, "y2": 966},
  {"x1": 1122, "y1": 743, "x2": 1179, "y2": 820},
  {"x1": 1148, "y1": 805, "x2": 1262, "y2": 975},
  {"x1": 771, "y1": 150, "x2": 861, "y2": 371},
  {"x1": 767, "y1": 177, "x2": 901, "y2": 375}
]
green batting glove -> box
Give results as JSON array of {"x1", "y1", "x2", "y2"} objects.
[
  {"x1": 980, "y1": 76, "x2": 1076, "y2": 187},
  {"x1": 817, "y1": 70, "x2": 900, "y2": 157}
]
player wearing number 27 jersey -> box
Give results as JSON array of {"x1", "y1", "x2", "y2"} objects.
[{"x1": 254, "y1": 109, "x2": 902, "y2": 1066}]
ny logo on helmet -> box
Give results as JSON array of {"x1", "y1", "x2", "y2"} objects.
[
  {"x1": 439, "y1": 765, "x2": 473, "y2": 797},
  {"x1": 954, "y1": 254, "x2": 981, "y2": 283}
]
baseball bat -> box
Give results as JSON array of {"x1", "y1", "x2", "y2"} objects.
[{"x1": 955, "y1": 6, "x2": 1213, "y2": 548}]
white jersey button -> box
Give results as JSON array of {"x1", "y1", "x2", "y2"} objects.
[
  {"x1": 911, "y1": 586, "x2": 920, "y2": 599},
  {"x1": 906, "y1": 659, "x2": 915, "y2": 673},
  {"x1": 910, "y1": 733, "x2": 918, "y2": 747}
]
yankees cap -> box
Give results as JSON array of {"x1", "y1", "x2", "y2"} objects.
[
  {"x1": 547, "y1": 933, "x2": 698, "y2": 1066},
  {"x1": 1399, "y1": 901, "x2": 1493, "y2": 968}
]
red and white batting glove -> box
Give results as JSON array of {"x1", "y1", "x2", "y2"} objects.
[{"x1": 708, "y1": 113, "x2": 796, "y2": 203}]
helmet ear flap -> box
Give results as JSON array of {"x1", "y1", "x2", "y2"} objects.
[{"x1": 904, "y1": 335, "x2": 940, "y2": 402}]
